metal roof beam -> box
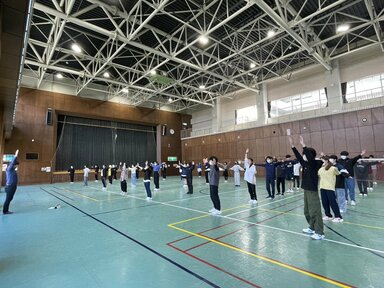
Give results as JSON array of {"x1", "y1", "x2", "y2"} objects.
[
  {"x1": 249, "y1": 0, "x2": 332, "y2": 71},
  {"x1": 364, "y1": 0, "x2": 384, "y2": 51}
]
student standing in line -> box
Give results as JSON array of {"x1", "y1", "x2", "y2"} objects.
[
  {"x1": 180, "y1": 161, "x2": 195, "y2": 194},
  {"x1": 129, "y1": 164, "x2": 138, "y2": 187},
  {"x1": 293, "y1": 162, "x2": 301, "y2": 190},
  {"x1": 197, "y1": 163, "x2": 203, "y2": 178},
  {"x1": 318, "y1": 156, "x2": 344, "y2": 223},
  {"x1": 83, "y1": 165, "x2": 90, "y2": 186},
  {"x1": 135, "y1": 162, "x2": 140, "y2": 180},
  {"x1": 276, "y1": 159, "x2": 286, "y2": 196},
  {"x1": 68, "y1": 165, "x2": 75, "y2": 183},
  {"x1": 101, "y1": 165, "x2": 107, "y2": 190},
  {"x1": 161, "y1": 162, "x2": 168, "y2": 180},
  {"x1": 108, "y1": 165, "x2": 113, "y2": 184},
  {"x1": 203, "y1": 156, "x2": 222, "y2": 215},
  {"x1": 329, "y1": 155, "x2": 349, "y2": 213},
  {"x1": 151, "y1": 161, "x2": 162, "y2": 191},
  {"x1": 222, "y1": 162, "x2": 230, "y2": 182},
  {"x1": 244, "y1": 149, "x2": 258, "y2": 205},
  {"x1": 3, "y1": 149, "x2": 19, "y2": 215},
  {"x1": 138, "y1": 161, "x2": 152, "y2": 201},
  {"x1": 112, "y1": 164, "x2": 117, "y2": 180},
  {"x1": 338, "y1": 150, "x2": 365, "y2": 206},
  {"x1": 204, "y1": 161, "x2": 210, "y2": 184},
  {"x1": 120, "y1": 163, "x2": 128, "y2": 195},
  {"x1": 255, "y1": 156, "x2": 279, "y2": 199},
  {"x1": 94, "y1": 164, "x2": 99, "y2": 182},
  {"x1": 284, "y1": 155, "x2": 297, "y2": 193},
  {"x1": 290, "y1": 135, "x2": 325, "y2": 240},
  {"x1": 355, "y1": 157, "x2": 381, "y2": 196},
  {"x1": 230, "y1": 161, "x2": 244, "y2": 187}
]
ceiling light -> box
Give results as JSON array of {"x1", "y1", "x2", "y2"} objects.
[
  {"x1": 103, "y1": 72, "x2": 110, "y2": 78},
  {"x1": 199, "y1": 85, "x2": 206, "y2": 89},
  {"x1": 250, "y1": 63, "x2": 256, "y2": 69},
  {"x1": 71, "y1": 43, "x2": 82, "y2": 53},
  {"x1": 168, "y1": 97, "x2": 172, "y2": 102},
  {"x1": 267, "y1": 30, "x2": 276, "y2": 38},
  {"x1": 336, "y1": 24, "x2": 350, "y2": 33},
  {"x1": 56, "y1": 73, "x2": 63, "y2": 79},
  {"x1": 121, "y1": 88, "x2": 128, "y2": 93},
  {"x1": 198, "y1": 35, "x2": 209, "y2": 45},
  {"x1": 150, "y1": 70, "x2": 157, "y2": 75}
]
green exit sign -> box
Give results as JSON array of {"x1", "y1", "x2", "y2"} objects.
[{"x1": 167, "y1": 156, "x2": 178, "y2": 161}]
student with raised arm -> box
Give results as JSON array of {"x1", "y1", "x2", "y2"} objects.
[
  {"x1": 289, "y1": 136, "x2": 325, "y2": 240},
  {"x1": 244, "y1": 148, "x2": 258, "y2": 205},
  {"x1": 203, "y1": 156, "x2": 222, "y2": 215},
  {"x1": 3, "y1": 149, "x2": 19, "y2": 214}
]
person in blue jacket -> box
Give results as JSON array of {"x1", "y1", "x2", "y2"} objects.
[
  {"x1": 3, "y1": 149, "x2": 19, "y2": 214},
  {"x1": 256, "y1": 156, "x2": 280, "y2": 199}
]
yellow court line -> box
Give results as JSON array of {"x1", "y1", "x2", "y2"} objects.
[
  {"x1": 60, "y1": 188, "x2": 99, "y2": 202},
  {"x1": 168, "y1": 223, "x2": 353, "y2": 288},
  {"x1": 257, "y1": 207, "x2": 384, "y2": 231},
  {"x1": 170, "y1": 204, "x2": 249, "y2": 226}
]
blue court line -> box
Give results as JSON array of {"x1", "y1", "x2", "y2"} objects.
[{"x1": 40, "y1": 187, "x2": 222, "y2": 288}]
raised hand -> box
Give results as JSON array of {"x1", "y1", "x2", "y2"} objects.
[{"x1": 299, "y1": 135, "x2": 305, "y2": 147}]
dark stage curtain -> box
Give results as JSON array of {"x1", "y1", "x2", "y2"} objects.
[{"x1": 55, "y1": 115, "x2": 156, "y2": 170}]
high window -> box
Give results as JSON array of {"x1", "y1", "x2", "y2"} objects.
[
  {"x1": 235, "y1": 105, "x2": 258, "y2": 124},
  {"x1": 345, "y1": 73, "x2": 384, "y2": 102}
]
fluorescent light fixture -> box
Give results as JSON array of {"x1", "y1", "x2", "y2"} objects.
[
  {"x1": 336, "y1": 24, "x2": 350, "y2": 33},
  {"x1": 103, "y1": 72, "x2": 110, "y2": 78},
  {"x1": 199, "y1": 85, "x2": 206, "y2": 89},
  {"x1": 250, "y1": 63, "x2": 256, "y2": 69},
  {"x1": 267, "y1": 30, "x2": 276, "y2": 38},
  {"x1": 168, "y1": 97, "x2": 172, "y2": 102},
  {"x1": 182, "y1": 122, "x2": 188, "y2": 126},
  {"x1": 71, "y1": 43, "x2": 82, "y2": 53},
  {"x1": 198, "y1": 35, "x2": 209, "y2": 45},
  {"x1": 121, "y1": 88, "x2": 128, "y2": 93},
  {"x1": 56, "y1": 73, "x2": 63, "y2": 79},
  {"x1": 150, "y1": 70, "x2": 157, "y2": 75}
]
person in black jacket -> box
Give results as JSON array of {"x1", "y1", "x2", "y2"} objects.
[
  {"x1": 329, "y1": 155, "x2": 350, "y2": 213},
  {"x1": 3, "y1": 149, "x2": 19, "y2": 214},
  {"x1": 180, "y1": 161, "x2": 195, "y2": 194},
  {"x1": 338, "y1": 150, "x2": 365, "y2": 206},
  {"x1": 355, "y1": 157, "x2": 381, "y2": 196},
  {"x1": 289, "y1": 136, "x2": 324, "y2": 240},
  {"x1": 68, "y1": 165, "x2": 75, "y2": 183}
]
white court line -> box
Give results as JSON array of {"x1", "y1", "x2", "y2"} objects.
[{"x1": 73, "y1": 185, "x2": 384, "y2": 254}]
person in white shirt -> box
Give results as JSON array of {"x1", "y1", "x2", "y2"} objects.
[
  {"x1": 293, "y1": 162, "x2": 301, "y2": 190},
  {"x1": 83, "y1": 165, "x2": 91, "y2": 186},
  {"x1": 244, "y1": 148, "x2": 257, "y2": 205}
]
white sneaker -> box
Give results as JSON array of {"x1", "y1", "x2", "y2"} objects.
[
  {"x1": 373, "y1": 182, "x2": 377, "y2": 185},
  {"x1": 351, "y1": 200, "x2": 356, "y2": 206},
  {"x1": 363, "y1": 194, "x2": 367, "y2": 197},
  {"x1": 211, "y1": 209, "x2": 222, "y2": 215},
  {"x1": 359, "y1": 193, "x2": 363, "y2": 196},
  {"x1": 311, "y1": 233, "x2": 325, "y2": 240},
  {"x1": 146, "y1": 197, "x2": 152, "y2": 201},
  {"x1": 322, "y1": 216, "x2": 333, "y2": 221},
  {"x1": 102, "y1": 187, "x2": 106, "y2": 190},
  {"x1": 248, "y1": 199, "x2": 253, "y2": 204},
  {"x1": 252, "y1": 200, "x2": 258, "y2": 205},
  {"x1": 209, "y1": 208, "x2": 216, "y2": 213},
  {"x1": 302, "y1": 228, "x2": 315, "y2": 234},
  {"x1": 332, "y1": 217, "x2": 344, "y2": 223},
  {"x1": 339, "y1": 210, "x2": 344, "y2": 213}
]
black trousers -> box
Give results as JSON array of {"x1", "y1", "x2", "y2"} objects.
[
  {"x1": 162, "y1": 170, "x2": 167, "y2": 179},
  {"x1": 276, "y1": 177, "x2": 285, "y2": 194},
  {"x1": 69, "y1": 173, "x2": 74, "y2": 182},
  {"x1": 210, "y1": 185, "x2": 220, "y2": 210},
  {"x1": 120, "y1": 180, "x2": 127, "y2": 192},
  {"x1": 223, "y1": 170, "x2": 228, "y2": 180},
  {"x1": 247, "y1": 182, "x2": 257, "y2": 200},
  {"x1": 154, "y1": 171, "x2": 160, "y2": 189},
  {"x1": 357, "y1": 180, "x2": 368, "y2": 194},
  {"x1": 205, "y1": 171, "x2": 209, "y2": 183},
  {"x1": 294, "y1": 176, "x2": 300, "y2": 188},
  {"x1": 266, "y1": 176, "x2": 275, "y2": 197},
  {"x1": 320, "y1": 188, "x2": 342, "y2": 218},
  {"x1": 95, "y1": 173, "x2": 98, "y2": 180},
  {"x1": 102, "y1": 177, "x2": 107, "y2": 188},
  {"x1": 3, "y1": 184, "x2": 17, "y2": 213},
  {"x1": 108, "y1": 176, "x2": 113, "y2": 184},
  {"x1": 187, "y1": 177, "x2": 193, "y2": 193}
]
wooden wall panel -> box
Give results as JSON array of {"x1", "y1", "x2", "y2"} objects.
[
  {"x1": 321, "y1": 131, "x2": 335, "y2": 154},
  {"x1": 270, "y1": 136, "x2": 280, "y2": 158},
  {"x1": 373, "y1": 124, "x2": 384, "y2": 151},
  {"x1": 309, "y1": 132, "x2": 322, "y2": 153},
  {"x1": 320, "y1": 116, "x2": 332, "y2": 131},
  {"x1": 344, "y1": 112, "x2": 358, "y2": 128},
  {"x1": 332, "y1": 114, "x2": 345, "y2": 129},
  {"x1": 291, "y1": 120, "x2": 300, "y2": 135},
  {"x1": 345, "y1": 127, "x2": 361, "y2": 153},
  {"x1": 309, "y1": 118, "x2": 321, "y2": 132},
  {"x1": 357, "y1": 109, "x2": 372, "y2": 127},
  {"x1": 299, "y1": 119, "x2": 311, "y2": 133},
  {"x1": 359, "y1": 126, "x2": 375, "y2": 152},
  {"x1": 372, "y1": 107, "x2": 384, "y2": 124}
]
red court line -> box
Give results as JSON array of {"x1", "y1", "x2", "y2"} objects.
[
  {"x1": 184, "y1": 203, "x2": 303, "y2": 252},
  {"x1": 168, "y1": 197, "x2": 303, "y2": 246},
  {"x1": 167, "y1": 242, "x2": 262, "y2": 288}
]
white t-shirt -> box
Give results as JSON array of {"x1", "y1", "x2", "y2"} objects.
[
  {"x1": 293, "y1": 163, "x2": 301, "y2": 176},
  {"x1": 83, "y1": 167, "x2": 90, "y2": 177},
  {"x1": 244, "y1": 159, "x2": 257, "y2": 184}
]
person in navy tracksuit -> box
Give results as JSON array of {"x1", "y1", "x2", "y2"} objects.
[
  {"x1": 3, "y1": 150, "x2": 19, "y2": 214},
  {"x1": 256, "y1": 156, "x2": 280, "y2": 199}
]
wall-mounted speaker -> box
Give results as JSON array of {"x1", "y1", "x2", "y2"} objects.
[{"x1": 46, "y1": 108, "x2": 53, "y2": 125}]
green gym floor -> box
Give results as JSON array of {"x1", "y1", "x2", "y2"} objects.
[{"x1": 1, "y1": 176, "x2": 383, "y2": 288}]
